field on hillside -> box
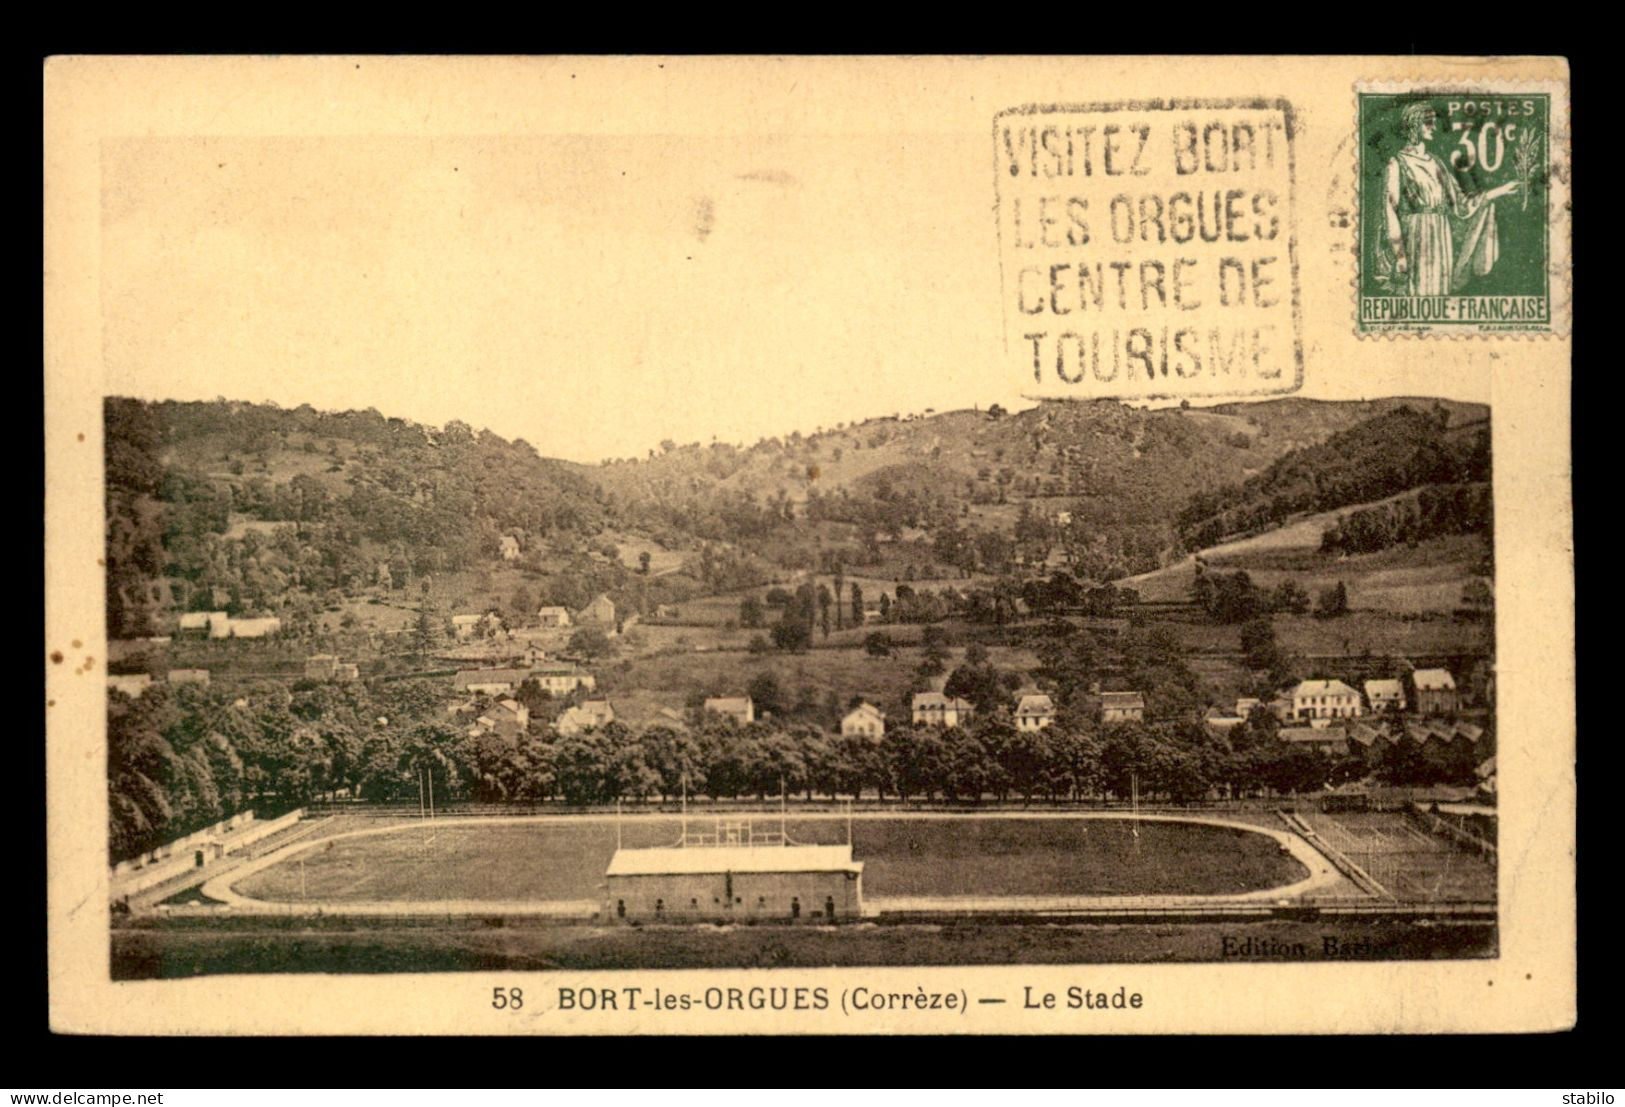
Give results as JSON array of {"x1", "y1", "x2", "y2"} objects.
[
  {"x1": 234, "y1": 817, "x2": 1308, "y2": 903},
  {"x1": 599, "y1": 643, "x2": 1041, "y2": 709},
  {"x1": 1155, "y1": 609, "x2": 1492, "y2": 659}
]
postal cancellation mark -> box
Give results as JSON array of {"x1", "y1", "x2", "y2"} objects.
[{"x1": 994, "y1": 99, "x2": 1303, "y2": 401}]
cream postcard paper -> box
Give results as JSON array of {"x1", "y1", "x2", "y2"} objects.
[{"x1": 46, "y1": 55, "x2": 1573, "y2": 1034}]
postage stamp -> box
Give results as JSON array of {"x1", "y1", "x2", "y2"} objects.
[
  {"x1": 994, "y1": 100, "x2": 1302, "y2": 401},
  {"x1": 1356, "y1": 85, "x2": 1560, "y2": 335}
]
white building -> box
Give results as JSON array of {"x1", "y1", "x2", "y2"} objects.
[
  {"x1": 1364, "y1": 678, "x2": 1406, "y2": 713},
  {"x1": 1014, "y1": 693, "x2": 1056, "y2": 731},
  {"x1": 704, "y1": 696, "x2": 756, "y2": 726},
  {"x1": 1289, "y1": 679, "x2": 1363, "y2": 721},
  {"x1": 840, "y1": 702, "x2": 886, "y2": 739},
  {"x1": 911, "y1": 692, "x2": 974, "y2": 728},
  {"x1": 556, "y1": 699, "x2": 616, "y2": 736}
]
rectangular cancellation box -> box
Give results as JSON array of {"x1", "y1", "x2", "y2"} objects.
[{"x1": 994, "y1": 99, "x2": 1303, "y2": 402}]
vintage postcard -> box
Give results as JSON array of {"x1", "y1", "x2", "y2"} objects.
[{"x1": 44, "y1": 55, "x2": 1574, "y2": 1035}]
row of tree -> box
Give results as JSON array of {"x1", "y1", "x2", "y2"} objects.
[{"x1": 1195, "y1": 565, "x2": 1347, "y2": 624}]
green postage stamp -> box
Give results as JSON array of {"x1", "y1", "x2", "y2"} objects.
[{"x1": 1357, "y1": 83, "x2": 1565, "y2": 335}]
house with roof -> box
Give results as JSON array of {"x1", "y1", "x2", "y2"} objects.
[
  {"x1": 535, "y1": 606, "x2": 573, "y2": 629},
  {"x1": 1288, "y1": 679, "x2": 1363, "y2": 721},
  {"x1": 841, "y1": 702, "x2": 886, "y2": 739},
  {"x1": 911, "y1": 692, "x2": 975, "y2": 728},
  {"x1": 306, "y1": 655, "x2": 359, "y2": 682},
  {"x1": 167, "y1": 668, "x2": 210, "y2": 687},
  {"x1": 556, "y1": 699, "x2": 616, "y2": 737},
  {"x1": 500, "y1": 534, "x2": 522, "y2": 561},
  {"x1": 1410, "y1": 668, "x2": 1459, "y2": 716},
  {"x1": 454, "y1": 667, "x2": 534, "y2": 696},
  {"x1": 1014, "y1": 693, "x2": 1056, "y2": 731},
  {"x1": 576, "y1": 594, "x2": 617, "y2": 628},
  {"x1": 529, "y1": 663, "x2": 596, "y2": 696},
  {"x1": 226, "y1": 616, "x2": 282, "y2": 638},
  {"x1": 1098, "y1": 691, "x2": 1145, "y2": 724},
  {"x1": 1234, "y1": 696, "x2": 1261, "y2": 718},
  {"x1": 1204, "y1": 707, "x2": 1246, "y2": 733},
  {"x1": 1344, "y1": 720, "x2": 1395, "y2": 767},
  {"x1": 1364, "y1": 678, "x2": 1406, "y2": 714},
  {"x1": 1278, "y1": 725, "x2": 1350, "y2": 756},
  {"x1": 451, "y1": 614, "x2": 485, "y2": 641},
  {"x1": 1404, "y1": 719, "x2": 1482, "y2": 774},
  {"x1": 176, "y1": 611, "x2": 229, "y2": 638},
  {"x1": 704, "y1": 696, "x2": 756, "y2": 726},
  {"x1": 107, "y1": 673, "x2": 153, "y2": 699},
  {"x1": 472, "y1": 698, "x2": 530, "y2": 741}
]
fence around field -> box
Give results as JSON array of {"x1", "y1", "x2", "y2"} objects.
[
  {"x1": 299, "y1": 796, "x2": 1421, "y2": 821},
  {"x1": 111, "y1": 809, "x2": 306, "y2": 901}
]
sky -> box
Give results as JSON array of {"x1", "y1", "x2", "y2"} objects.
[{"x1": 100, "y1": 132, "x2": 1487, "y2": 464}]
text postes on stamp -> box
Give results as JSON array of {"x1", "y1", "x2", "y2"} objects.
[
  {"x1": 1357, "y1": 87, "x2": 1554, "y2": 335},
  {"x1": 994, "y1": 100, "x2": 1302, "y2": 402}
]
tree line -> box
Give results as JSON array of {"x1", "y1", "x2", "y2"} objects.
[{"x1": 109, "y1": 675, "x2": 1413, "y2": 863}]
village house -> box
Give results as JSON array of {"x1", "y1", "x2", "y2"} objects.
[
  {"x1": 704, "y1": 696, "x2": 756, "y2": 726},
  {"x1": 1098, "y1": 691, "x2": 1145, "y2": 724},
  {"x1": 576, "y1": 593, "x2": 616, "y2": 628},
  {"x1": 499, "y1": 534, "x2": 522, "y2": 561},
  {"x1": 1278, "y1": 725, "x2": 1350, "y2": 756},
  {"x1": 556, "y1": 699, "x2": 616, "y2": 737},
  {"x1": 1204, "y1": 707, "x2": 1246, "y2": 733},
  {"x1": 1364, "y1": 678, "x2": 1407, "y2": 714},
  {"x1": 1235, "y1": 697, "x2": 1261, "y2": 718},
  {"x1": 1411, "y1": 668, "x2": 1459, "y2": 716},
  {"x1": 911, "y1": 692, "x2": 975, "y2": 728},
  {"x1": 225, "y1": 616, "x2": 282, "y2": 639},
  {"x1": 451, "y1": 614, "x2": 484, "y2": 641},
  {"x1": 840, "y1": 702, "x2": 886, "y2": 739},
  {"x1": 453, "y1": 667, "x2": 534, "y2": 697},
  {"x1": 305, "y1": 655, "x2": 360, "y2": 682},
  {"x1": 1409, "y1": 719, "x2": 1480, "y2": 773},
  {"x1": 529, "y1": 663, "x2": 597, "y2": 696},
  {"x1": 536, "y1": 605, "x2": 572, "y2": 629},
  {"x1": 1014, "y1": 693, "x2": 1056, "y2": 731},
  {"x1": 472, "y1": 698, "x2": 530, "y2": 741},
  {"x1": 177, "y1": 611, "x2": 229, "y2": 639},
  {"x1": 167, "y1": 668, "x2": 210, "y2": 687},
  {"x1": 107, "y1": 673, "x2": 153, "y2": 698},
  {"x1": 1288, "y1": 679, "x2": 1363, "y2": 722},
  {"x1": 1344, "y1": 720, "x2": 1395, "y2": 767}
]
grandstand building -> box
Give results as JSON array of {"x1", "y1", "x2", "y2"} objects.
[{"x1": 604, "y1": 818, "x2": 863, "y2": 922}]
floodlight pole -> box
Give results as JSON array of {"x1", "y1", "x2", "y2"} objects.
[{"x1": 1131, "y1": 771, "x2": 1140, "y2": 838}]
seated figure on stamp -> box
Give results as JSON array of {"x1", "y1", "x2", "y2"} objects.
[{"x1": 1382, "y1": 102, "x2": 1520, "y2": 296}]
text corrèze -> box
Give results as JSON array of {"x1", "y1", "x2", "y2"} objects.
[{"x1": 996, "y1": 104, "x2": 1299, "y2": 399}]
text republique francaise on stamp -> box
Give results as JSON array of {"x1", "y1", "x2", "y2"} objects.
[
  {"x1": 995, "y1": 100, "x2": 1303, "y2": 401},
  {"x1": 1356, "y1": 85, "x2": 1558, "y2": 335}
]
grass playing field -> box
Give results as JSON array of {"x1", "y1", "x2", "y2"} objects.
[{"x1": 234, "y1": 817, "x2": 1308, "y2": 904}]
